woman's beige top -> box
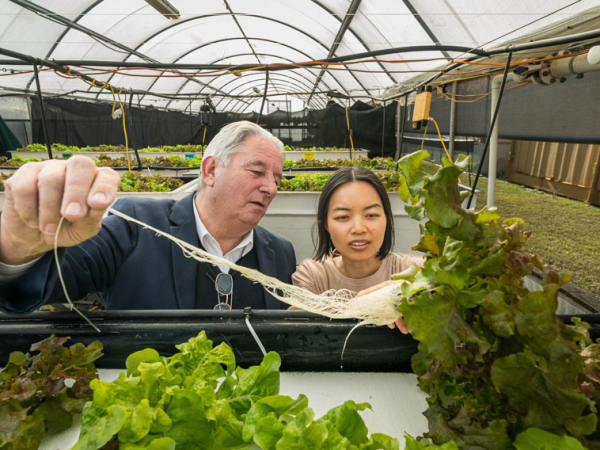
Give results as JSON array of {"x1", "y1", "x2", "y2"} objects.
[{"x1": 292, "y1": 253, "x2": 422, "y2": 295}]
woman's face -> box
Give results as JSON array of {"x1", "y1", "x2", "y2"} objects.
[{"x1": 326, "y1": 181, "x2": 387, "y2": 264}]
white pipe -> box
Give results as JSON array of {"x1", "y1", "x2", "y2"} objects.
[
  {"x1": 488, "y1": 73, "x2": 521, "y2": 208},
  {"x1": 550, "y1": 46, "x2": 600, "y2": 78}
]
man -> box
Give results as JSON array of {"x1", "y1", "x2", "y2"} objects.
[{"x1": 0, "y1": 121, "x2": 296, "y2": 312}]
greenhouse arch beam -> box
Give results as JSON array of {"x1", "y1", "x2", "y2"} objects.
[
  {"x1": 310, "y1": 0, "x2": 397, "y2": 85},
  {"x1": 208, "y1": 69, "x2": 324, "y2": 103},
  {"x1": 222, "y1": 80, "x2": 315, "y2": 112},
  {"x1": 306, "y1": 0, "x2": 364, "y2": 106},
  {"x1": 401, "y1": 0, "x2": 451, "y2": 58},
  {"x1": 215, "y1": 77, "x2": 325, "y2": 112},
  {"x1": 209, "y1": 72, "x2": 327, "y2": 109},
  {"x1": 165, "y1": 52, "x2": 331, "y2": 110},
  {"x1": 7, "y1": 0, "x2": 241, "y2": 104},
  {"x1": 214, "y1": 82, "x2": 311, "y2": 114},
  {"x1": 221, "y1": 0, "x2": 280, "y2": 97},
  {"x1": 228, "y1": 84, "x2": 313, "y2": 114},
  {"x1": 24, "y1": 0, "x2": 103, "y2": 90},
  {"x1": 141, "y1": 37, "x2": 347, "y2": 102},
  {"x1": 124, "y1": 12, "x2": 364, "y2": 97}
]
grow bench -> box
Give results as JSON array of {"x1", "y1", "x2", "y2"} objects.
[{"x1": 0, "y1": 310, "x2": 597, "y2": 449}]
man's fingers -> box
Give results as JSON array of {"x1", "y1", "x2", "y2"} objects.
[
  {"x1": 60, "y1": 156, "x2": 98, "y2": 220},
  {"x1": 5, "y1": 162, "x2": 43, "y2": 228},
  {"x1": 87, "y1": 167, "x2": 121, "y2": 217},
  {"x1": 37, "y1": 161, "x2": 67, "y2": 236}
]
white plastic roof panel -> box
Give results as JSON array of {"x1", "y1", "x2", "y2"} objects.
[{"x1": 1, "y1": 0, "x2": 599, "y2": 111}]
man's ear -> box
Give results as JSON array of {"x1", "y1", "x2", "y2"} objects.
[{"x1": 201, "y1": 156, "x2": 217, "y2": 187}]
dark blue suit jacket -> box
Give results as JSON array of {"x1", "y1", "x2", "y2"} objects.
[{"x1": 0, "y1": 193, "x2": 296, "y2": 313}]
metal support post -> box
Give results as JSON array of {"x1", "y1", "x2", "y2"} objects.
[{"x1": 33, "y1": 63, "x2": 53, "y2": 159}]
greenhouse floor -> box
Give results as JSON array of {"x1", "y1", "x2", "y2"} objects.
[{"x1": 474, "y1": 177, "x2": 600, "y2": 297}]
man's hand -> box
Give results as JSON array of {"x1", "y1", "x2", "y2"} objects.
[
  {"x1": 356, "y1": 279, "x2": 409, "y2": 334},
  {"x1": 0, "y1": 156, "x2": 121, "y2": 265}
]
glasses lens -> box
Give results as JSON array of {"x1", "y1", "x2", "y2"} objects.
[
  {"x1": 213, "y1": 303, "x2": 232, "y2": 311},
  {"x1": 215, "y1": 273, "x2": 233, "y2": 295}
]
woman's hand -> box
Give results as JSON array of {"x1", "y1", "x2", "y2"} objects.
[{"x1": 356, "y1": 279, "x2": 409, "y2": 334}]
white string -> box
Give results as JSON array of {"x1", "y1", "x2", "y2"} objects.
[
  {"x1": 106, "y1": 207, "x2": 404, "y2": 327},
  {"x1": 54, "y1": 217, "x2": 101, "y2": 333}
]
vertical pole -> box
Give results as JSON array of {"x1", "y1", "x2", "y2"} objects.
[
  {"x1": 448, "y1": 81, "x2": 457, "y2": 161},
  {"x1": 394, "y1": 96, "x2": 406, "y2": 161},
  {"x1": 33, "y1": 63, "x2": 53, "y2": 160},
  {"x1": 189, "y1": 98, "x2": 194, "y2": 144},
  {"x1": 381, "y1": 100, "x2": 386, "y2": 157},
  {"x1": 128, "y1": 93, "x2": 143, "y2": 170},
  {"x1": 487, "y1": 78, "x2": 501, "y2": 208}
]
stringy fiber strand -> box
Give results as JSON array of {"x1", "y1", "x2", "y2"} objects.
[
  {"x1": 107, "y1": 207, "x2": 403, "y2": 326},
  {"x1": 54, "y1": 217, "x2": 101, "y2": 332}
]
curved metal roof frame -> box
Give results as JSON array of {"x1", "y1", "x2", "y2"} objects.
[
  {"x1": 209, "y1": 81, "x2": 313, "y2": 114},
  {"x1": 204, "y1": 72, "x2": 328, "y2": 110},
  {"x1": 101, "y1": 11, "x2": 369, "y2": 99},
  {"x1": 139, "y1": 37, "x2": 348, "y2": 104},
  {"x1": 5, "y1": 0, "x2": 599, "y2": 112},
  {"x1": 214, "y1": 76, "x2": 327, "y2": 112},
  {"x1": 178, "y1": 74, "x2": 325, "y2": 113},
  {"x1": 226, "y1": 84, "x2": 313, "y2": 115},
  {"x1": 12, "y1": 0, "x2": 240, "y2": 103},
  {"x1": 164, "y1": 52, "x2": 333, "y2": 110}
]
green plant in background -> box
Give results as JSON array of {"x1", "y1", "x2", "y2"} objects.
[
  {"x1": 119, "y1": 172, "x2": 184, "y2": 192},
  {"x1": 74, "y1": 331, "x2": 399, "y2": 450},
  {"x1": 278, "y1": 173, "x2": 332, "y2": 191},
  {"x1": 395, "y1": 150, "x2": 600, "y2": 449},
  {"x1": 278, "y1": 171, "x2": 401, "y2": 192},
  {"x1": 283, "y1": 146, "x2": 357, "y2": 152},
  {"x1": 0, "y1": 155, "x2": 41, "y2": 166},
  {"x1": 144, "y1": 155, "x2": 203, "y2": 167},
  {"x1": 0, "y1": 336, "x2": 102, "y2": 450},
  {"x1": 17, "y1": 144, "x2": 206, "y2": 153}
]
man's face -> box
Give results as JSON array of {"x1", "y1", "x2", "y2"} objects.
[{"x1": 211, "y1": 135, "x2": 283, "y2": 230}]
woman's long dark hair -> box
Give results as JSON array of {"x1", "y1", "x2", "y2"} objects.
[{"x1": 313, "y1": 167, "x2": 395, "y2": 262}]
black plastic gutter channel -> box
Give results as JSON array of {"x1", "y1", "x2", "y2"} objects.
[{"x1": 0, "y1": 310, "x2": 599, "y2": 372}]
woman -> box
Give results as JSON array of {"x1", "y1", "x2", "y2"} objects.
[{"x1": 292, "y1": 167, "x2": 422, "y2": 332}]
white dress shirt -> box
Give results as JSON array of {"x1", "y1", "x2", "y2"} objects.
[
  {"x1": 0, "y1": 199, "x2": 254, "y2": 280},
  {"x1": 193, "y1": 201, "x2": 254, "y2": 273}
]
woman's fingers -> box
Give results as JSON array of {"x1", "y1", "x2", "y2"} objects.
[
  {"x1": 387, "y1": 318, "x2": 408, "y2": 334},
  {"x1": 357, "y1": 279, "x2": 404, "y2": 297}
]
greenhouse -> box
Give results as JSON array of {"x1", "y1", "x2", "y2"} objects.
[{"x1": 1, "y1": 1, "x2": 600, "y2": 449}]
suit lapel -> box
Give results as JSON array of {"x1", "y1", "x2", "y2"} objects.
[
  {"x1": 169, "y1": 193, "x2": 199, "y2": 310},
  {"x1": 254, "y1": 227, "x2": 282, "y2": 309}
]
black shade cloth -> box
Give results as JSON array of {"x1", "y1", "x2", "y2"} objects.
[{"x1": 0, "y1": 114, "x2": 21, "y2": 156}]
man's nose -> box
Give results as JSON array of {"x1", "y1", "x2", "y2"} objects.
[{"x1": 259, "y1": 173, "x2": 278, "y2": 197}]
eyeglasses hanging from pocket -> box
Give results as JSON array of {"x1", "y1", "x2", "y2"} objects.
[{"x1": 213, "y1": 272, "x2": 233, "y2": 310}]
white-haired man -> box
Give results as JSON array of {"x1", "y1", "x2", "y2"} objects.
[{"x1": 0, "y1": 121, "x2": 296, "y2": 311}]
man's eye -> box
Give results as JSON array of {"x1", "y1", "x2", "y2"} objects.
[{"x1": 249, "y1": 170, "x2": 264, "y2": 177}]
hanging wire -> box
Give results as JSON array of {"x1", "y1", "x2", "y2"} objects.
[
  {"x1": 466, "y1": 51, "x2": 514, "y2": 209},
  {"x1": 344, "y1": 100, "x2": 355, "y2": 154}
]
